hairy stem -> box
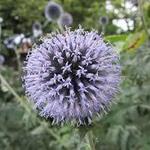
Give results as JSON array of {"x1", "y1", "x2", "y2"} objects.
[
  {"x1": 0, "y1": 73, "x2": 30, "y2": 112},
  {"x1": 0, "y1": 73, "x2": 67, "y2": 148},
  {"x1": 86, "y1": 131, "x2": 96, "y2": 150},
  {"x1": 57, "y1": 22, "x2": 64, "y2": 32},
  {"x1": 43, "y1": 20, "x2": 49, "y2": 28}
]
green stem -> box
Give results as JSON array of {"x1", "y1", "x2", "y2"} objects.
[
  {"x1": 43, "y1": 20, "x2": 49, "y2": 28},
  {"x1": 102, "y1": 25, "x2": 106, "y2": 34},
  {"x1": 0, "y1": 73, "x2": 30, "y2": 112},
  {"x1": 0, "y1": 73, "x2": 67, "y2": 148},
  {"x1": 38, "y1": 121, "x2": 65, "y2": 146},
  {"x1": 57, "y1": 22, "x2": 64, "y2": 33},
  {"x1": 86, "y1": 131, "x2": 96, "y2": 150}
]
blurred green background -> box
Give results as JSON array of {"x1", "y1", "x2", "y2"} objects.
[{"x1": 0, "y1": 0, "x2": 150, "y2": 149}]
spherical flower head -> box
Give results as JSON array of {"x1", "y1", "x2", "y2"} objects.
[
  {"x1": 58, "y1": 12, "x2": 73, "y2": 27},
  {"x1": 32, "y1": 22, "x2": 43, "y2": 38},
  {"x1": 44, "y1": 1, "x2": 63, "y2": 21},
  {"x1": 23, "y1": 27, "x2": 121, "y2": 125},
  {"x1": 99, "y1": 16, "x2": 109, "y2": 25},
  {"x1": 32, "y1": 22, "x2": 42, "y2": 31}
]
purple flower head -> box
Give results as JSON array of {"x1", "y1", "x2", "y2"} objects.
[
  {"x1": 32, "y1": 22, "x2": 42, "y2": 31},
  {"x1": 32, "y1": 22, "x2": 43, "y2": 38},
  {"x1": 58, "y1": 12, "x2": 73, "y2": 27},
  {"x1": 44, "y1": 1, "x2": 63, "y2": 21},
  {"x1": 99, "y1": 16, "x2": 109, "y2": 25},
  {"x1": 23, "y1": 27, "x2": 121, "y2": 125}
]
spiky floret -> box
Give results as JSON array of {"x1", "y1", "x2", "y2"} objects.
[{"x1": 23, "y1": 27, "x2": 121, "y2": 125}]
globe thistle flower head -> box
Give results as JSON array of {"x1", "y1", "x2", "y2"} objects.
[
  {"x1": 0, "y1": 55, "x2": 5, "y2": 65},
  {"x1": 44, "y1": 1, "x2": 63, "y2": 21},
  {"x1": 32, "y1": 22, "x2": 43, "y2": 38},
  {"x1": 58, "y1": 12, "x2": 73, "y2": 27},
  {"x1": 99, "y1": 16, "x2": 109, "y2": 25},
  {"x1": 23, "y1": 27, "x2": 121, "y2": 125},
  {"x1": 32, "y1": 22, "x2": 42, "y2": 31}
]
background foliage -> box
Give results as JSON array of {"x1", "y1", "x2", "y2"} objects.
[{"x1": 0, "y1": 0, "x2": 150, "y2": 149}]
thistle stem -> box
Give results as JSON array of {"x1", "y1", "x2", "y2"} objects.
[
  {"x1": 102, "y1": 25, "x2": 106, "y2": 34},
  {"x1": 57, "y1": 22, "x2": 64, "y2": 32},
  {"x1": 86, "y1": 131, "x2": 96, "y2": 150},
  {"x1": 0, "y1": 73, "x2": 67, "y2": 148},
  {"x1": 43, "y1": 20, "x2": 49, "y2": 28},
  {"x1": 0, "y1": 73, "x2": 30, "y2": 112}
]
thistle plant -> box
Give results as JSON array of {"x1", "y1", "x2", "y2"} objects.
[
  {"x1": 99, "y1": 16, "x2": 109, "y2": 26},
  {"x1": 44, "y1": 1, "x2": 63, "y2": 22},
  {"x1": 58, "y1": 12, "x2": 73, "y2": 27},
  {"x1": 32, "y1": 22, "x2": 42, "y2": 31},
  {"x1": 23, "y1": 27, "x2": 121, "y2": 125},
  {"x1": 32, "y1": 22, "x2": 43, "y2": 38},
  {"x1": 99, "y1": 16, "x2": 109, "y2": 34}
]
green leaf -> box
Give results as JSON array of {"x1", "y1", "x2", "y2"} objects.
[
  {"x1": 123, "y1": 31, "x2": 147, "y2": 52},
  {"x1": 105, "y1": 34, "x2": 128, "y2": 43}
]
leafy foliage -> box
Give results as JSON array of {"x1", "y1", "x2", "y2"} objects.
[{"x1": 0, "y1": 0, "x2": 150, "y2": 149}]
